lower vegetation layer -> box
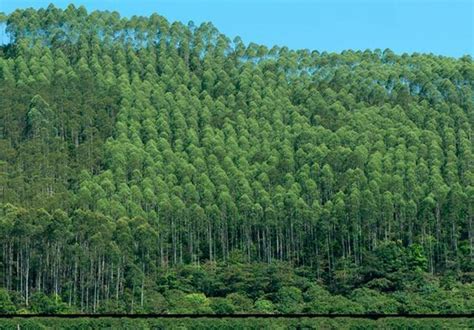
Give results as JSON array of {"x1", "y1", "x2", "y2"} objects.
[
  {"x1": 0, "y1": 317, "x2": 473, "y2": 329},
  {"x1": 0, "y1": 262, "x2": 472, "y2": 315}
]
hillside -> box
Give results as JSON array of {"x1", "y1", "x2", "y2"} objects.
[{"x1": 0, "y1": 5, "x2": 473, "y2": 314}]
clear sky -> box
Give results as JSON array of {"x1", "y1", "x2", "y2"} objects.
[{"x1": 1, "y1": 0, "x2": 473, "y2": 57}]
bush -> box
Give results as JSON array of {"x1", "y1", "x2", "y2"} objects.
[
  {"x1": 178, "y1": 293, "x2": 212, "y2": 314},
  {"x1": 351, "y1": 288, "x2": 400, "y2": 313},
  {"x1": 29, "y1": 292, "x2": 68, "y2": 314},
  {"x1": 210, "y1": 297, "x2": 235, "y2": 314},
  {"x1": 254, "y1": 299, "x2": 275, "y2": 313},
  {"x1": 276, "y1": 286, "x2": 303, "y2": 313},
  {"x1": 0, "y1": 289, "x2": 16, "y2": 314},
  {"x1": 226, "y1": 293, "x2": 253, "y2": 313}
]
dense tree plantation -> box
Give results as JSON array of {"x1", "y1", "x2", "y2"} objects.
[{"x1": 0, "y1": 5, "x2": 473, "y2": 314}]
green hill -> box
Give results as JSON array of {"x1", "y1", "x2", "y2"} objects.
[{"x1": 0, "y1": 5, "x2": 472, "y2": 314}]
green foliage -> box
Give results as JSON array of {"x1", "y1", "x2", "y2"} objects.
[
  {"x1": 303, "y1": 284, "x2": 364, "y2": 314},
  {"x1": 0, "y1": 290, "x2": 16, "y2": 314},
  {"x1": 177, "y1": 293, "x2": 213, "y2": 314},
  {"x1": 0, "y1": 5, "x2": 472, "y2": 314},
  {"x1": 254, "y1": 299, "x2": 275, "y2": 313},
  {"x1": 210, "y1": 297, "x2": 235, "y2": 314},
  {"x1": 0, "y1": 317, "x2": 473, "y2": 329},
  {"x1": 351, "y1": 288, "x2": 400, "y2": 313},
  {"x1": 406, "y1": 244, "x2": 429, "y2": 272},
  {"x1": 225, "y1": 293, "x2": 253, "y2": 313},
  {"x1": 29, "y1": 293, "x2": 68, "y2": 314},
  {"x1": 276, "y1": 286, "x2": 304, "y2": 313}
]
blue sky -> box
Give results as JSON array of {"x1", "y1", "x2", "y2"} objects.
[{"x1": 1, "y1": 0, "x2": 473, "y2": 57}]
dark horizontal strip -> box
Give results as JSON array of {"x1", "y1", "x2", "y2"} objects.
[{"x1": 0, "y1": 314, "x2": 473, "y2": 319}]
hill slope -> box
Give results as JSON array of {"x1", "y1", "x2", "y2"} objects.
[{"x1": 0, "y1": 5, "x2": 473, "y2": 313}]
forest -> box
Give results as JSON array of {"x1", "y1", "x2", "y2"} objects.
[{"x1": 0, "y1": 5, "x2": 473, "y2": 315}]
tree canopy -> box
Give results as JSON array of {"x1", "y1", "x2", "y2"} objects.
[{"x1": 0, "y1": 5, "x2": 473, "y2": 314}]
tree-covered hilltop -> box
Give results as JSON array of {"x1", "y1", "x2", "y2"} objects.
[{"x1": 0, "y1": 4, "x2": 473, "y2": 314}]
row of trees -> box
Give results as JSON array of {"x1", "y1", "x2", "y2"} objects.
[
  {"x1": 0, "y1": 5, "x2": 473, "y2": 313},
  {"x1": 1, "y1": 318, "x2": 474, "y2": 329}
]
